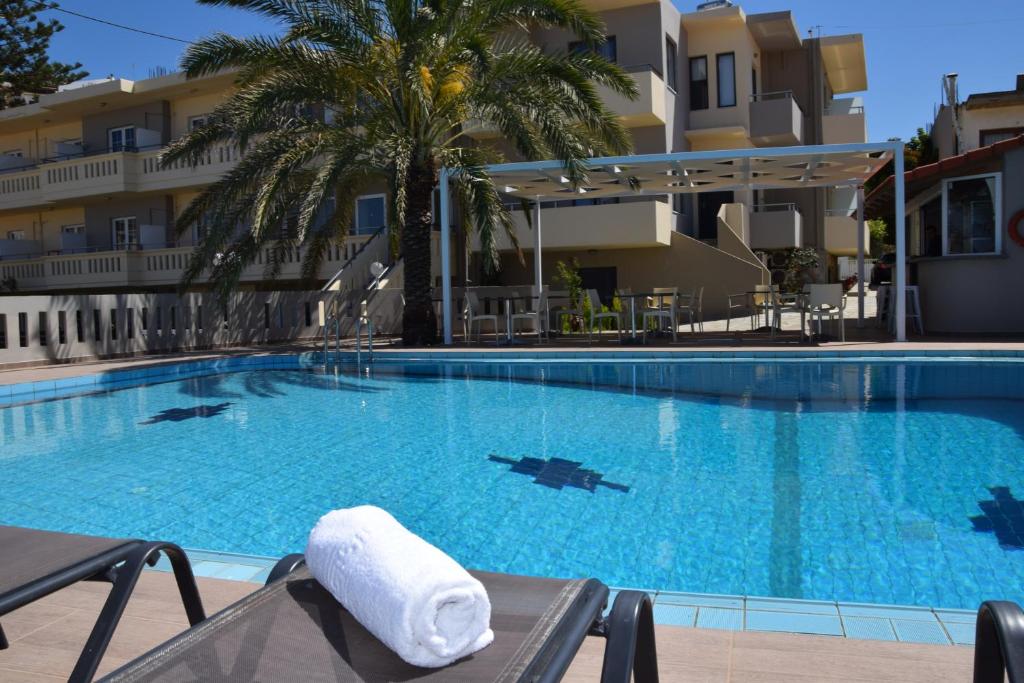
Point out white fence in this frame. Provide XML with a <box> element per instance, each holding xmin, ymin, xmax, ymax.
<box><xmin>0</xmin><ymin>291</ymin><xmax>326</xmax><ymax>366</ymax></box>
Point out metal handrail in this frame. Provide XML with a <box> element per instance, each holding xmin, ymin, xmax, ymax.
<box><xmin>752</xmin><ymin>202</ymin><xmax>798</xmax><ymax>213</ymax></box>
<box><xmin>750</xmin><ymin>90</ymin><xmax>794</xmax><ymax>102</ymax></box>
<box><xmin>320</xmin><ymin>227</ymin><xmax>385</xmax><ymax>293</ymax></box>
<box><xmin>826</xmin><ymin>105</ymin><xmax>865</xmax><ymax>116</ymax></box>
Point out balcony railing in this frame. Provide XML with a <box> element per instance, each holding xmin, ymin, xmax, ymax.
<box><xmin>749</xmin><ymin>93</ymin><xmax>803</xmax><ymax>147</ymax></box>
<box><xmin>750</xmin><ymin>90</ymin><xmax>794</xmax><ymax>102</ymax></box>
<box><xmin>0</xmin><ymin>235</ymin><xmax>374</xmax><ymax>292</ymax></box>
<box><xmin>0</xmin><ymin>142</ymin><xmax>243</xmax><ymax>211</ymax></box>
<box><xmin>752</xmin><ymin>202</ymin><xmax>800</xmax><ymax>214</ymax></box>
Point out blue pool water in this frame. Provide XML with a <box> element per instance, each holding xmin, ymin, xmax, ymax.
<box><xmin>3</xmin><ymin>358</ymin><xmax>1024</xmax><ymax>610</ymax></box>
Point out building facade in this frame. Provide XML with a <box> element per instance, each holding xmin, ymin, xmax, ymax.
<box><xmin>932</xmin><ymin>74</ymin><xmax>1024</xmax><ymax>160</ymax></box>
<box><xmin>0</xmin><ymin>0</ymin><xmax>870</xmax><ymax>314</ymax></box>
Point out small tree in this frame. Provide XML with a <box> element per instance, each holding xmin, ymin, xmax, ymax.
<box><xmin>867</xmin><ymin>218</ymin><xmax>890</xmax><ymax>255</ymax></box>
<box><xmin>0</xmin><ymin>1</ymin><xmax>87</xmax><ymax>109</ymax></box>
<box><xmin>553</xmin><ymin>258</ymin><xmax>584</xmax><ymax>332</ymax></box>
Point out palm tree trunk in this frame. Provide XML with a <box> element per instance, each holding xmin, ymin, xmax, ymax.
<box><xmin>401</xmin><ymin>157</ymin><xmax>438</xmax><ymax>345</ymax></box>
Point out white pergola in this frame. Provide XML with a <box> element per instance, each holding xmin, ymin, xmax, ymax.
<box><xmin>438</xmin><ymin>141</ymin><xmax>906</xmax><ymax>344</ymax></box>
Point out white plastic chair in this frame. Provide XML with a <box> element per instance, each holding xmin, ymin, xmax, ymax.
<box><xmin>641</xmin><ymin>287</ymin><xmax>678</xmax><ymax>343</ymax></box>
<box><xmin>725</xmin><ymin>293</ymin><xmax>753</xmax><ymax>332</ymax></box>
<box><xmin>676</xmin><ymin>286</ymin><xmax>704</xmax><ymax>333</ymax></box>
<box><xmin>805</xmin><ymin>283</ymin><xmax>846</xmax><ymax>341</ymax></box>
<box><xmin>463</xmin><ymin>289</ymin><xmax>499</xmax><ymax>344</ymax></box>
<box><xmin>510</xmin><ymin>287</ymin><xmax>546</xmax><ymax>341</ymax></box>
<box><xmin>585</xmin><ymin>289</ymin><xmax>622</xmax><ymax>342</ymax></box>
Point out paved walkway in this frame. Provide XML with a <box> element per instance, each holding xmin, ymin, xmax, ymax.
<box><xmin>0</xmin><ymin>572</ymin><xmax>973</xmax><ymax>682</ymax></box>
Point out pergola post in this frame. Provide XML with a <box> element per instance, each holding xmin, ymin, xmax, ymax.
<box><xmin>893</xmin><ymin>143</ymin><xmax>907</xmax><ymax>342</ymax></box>
<box><xmin>856</xmin><ymin>186</ymin><xmax>865</xmax><ymax>327</ymax></box>
<box><xmin>439</xmin><ymin>168</ymin><xmax>453</xmax><ymax>345</ymax></box>
<box><xmin>533</xmin><ymin>199</ymin><xmax>543</xmax><ymax>294</ymax></box>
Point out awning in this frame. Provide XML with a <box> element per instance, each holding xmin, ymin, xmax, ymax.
<box><xmin>487</xmin><ymin>143</ymin><xmax>892</xmax><ymax>201</ymax></box>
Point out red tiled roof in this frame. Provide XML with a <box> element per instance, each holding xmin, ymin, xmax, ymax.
<box><xmin>866</xmin><ymin>134</ymin><xmax>1024</xmax><ymax>214</ymax></box>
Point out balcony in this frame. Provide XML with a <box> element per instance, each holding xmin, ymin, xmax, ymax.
<box><xmin>749</xmin><ymin>203</ymin><xmax>803</xmax><ymax>250</ymax></box>
<box><xmin>463</xmin><ymin>64</ymin><xmax>667</xmax><ymax>138</ymax></box>
<box><xmin>482</xmin><ymin>198</ymin><xmax>673</xmax><ymax>251</ymax></box>
<box><xmin>824</xmin><ymin>210</ymin><xmax>869</xmax><ymax>256</ymax></box>
<box><xmin>823</xmin><ymin>99</ymin><xmax>867</xmax><ymax>144</ymax></box>
<box><xmin>0</xmin><ymin>235</ymin><xmax>372</xmax><ymax>292</ymax></box>
<box><xmin>0</xmin><ymin>143</ymin><xmax>242</xmax><ymax>212</ymax></box>
<box><xmin>749</xmin><ymin>91</ymin><xmax>804</xmax><ymax>147</ymax></box>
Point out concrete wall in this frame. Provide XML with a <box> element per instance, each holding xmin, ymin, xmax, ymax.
<box><xmin>82</xmin><ymin>101</ymin><xmax>171</xmax><ymax>152</ymax></box>
<box><xmin>486</xmin><ymin>229</ymin><xmax>768</xmax><ymax>320</ymax></box>
<box><xmin>961</xmin><ymin>104</ymin><xmax>1024</xmax><ymax>151</ymax></box>
<box><xmin>913</xmin><ymin>147</ymin><xmax>1024</xmax><ymax>333</ymax></box>
<box><xmin>0</xmin><ymin>290</ymin><xmax>325</xmax><ymax>366</ymax></box>
<box><xmin>685</xmin><ymin>17</ymin><xmax>760</xmax><ymax>132</ymax></box>
<box><xmin>0</xmin><ymin>121</ymin><xmax>83</xmax><ymax>163</ymax></box>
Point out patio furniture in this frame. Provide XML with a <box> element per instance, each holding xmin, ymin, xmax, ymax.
<box><xmin>750</xmin><ymin>284</ymin><xmax>777</xmax><ymax>330</ymax></box>
<box><xmin>879</xmin><ymin>284</ymin><xmax>923</xmax><ymax>336</ymax></box>
<box><xmin>974</xmin><ymin>600</ymin><xmax>1024</xmax><ymax>683</ymax></box>
<box><xmin>805</xmin><ymin>284</ymin><xmax>847</xmax><ymax>341</ymax></box>
<box><xmin>725</xmin><ymin>293</ymin><xmax>753</xmax><ymax>332</ymax></box>
<box><xmin>676</xmin><ymin>287</ymin><xmax>704</xmax><ymax>333</ymax></box>
<box><xmin>463</xmin><ymin>290</ymin><xmax>499</xmax><ymax>344</ymax></box>
<box><xmin>510</xmin><ymin>287</ymin><xmax>547</xmax><ymax>342</ymax></box>
<box><xmin>100</xmin><ymin>554</ymin><xmax>659</xmax><ymax>683</ymax></box>
<box><xmin>641</xmin><ymin>288</ymin><xmax>678</xmax><ymax>343</ymax></box>
<box><xmin>585</xmin><ymin>288</ymin><xmax>623</xmax><ymax>342</ymax></box>
<box><xmin>0</xmin><ymin>526</ymin><xmax>204</xmax><ymax>683</ymax></box>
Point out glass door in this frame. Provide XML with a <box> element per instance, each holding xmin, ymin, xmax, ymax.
<box><xmin>108</xmin><ymin>126</ymin><xmax>136</xmax><ymax>152</ymax></box>
<box><xmin>111</xmin><ymin>217</ymin><xmax>138</xmax><ymax>250</ymax></box>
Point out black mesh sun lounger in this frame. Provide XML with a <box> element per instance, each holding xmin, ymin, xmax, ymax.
<box><xmin>0</xmin><ymin>525</ymin><xmax>205</xmax><ymax>683</ymax></box>
<box><xmin>100</xmin><ymin>553</ymin><xmax>659</xmax><ymax>683</ymax></box>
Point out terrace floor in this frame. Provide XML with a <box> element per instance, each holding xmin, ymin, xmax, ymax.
<box><xmin>0</xmin><ymin>571</ymin><xmax>974</xmax><ymax>682</ymax></box>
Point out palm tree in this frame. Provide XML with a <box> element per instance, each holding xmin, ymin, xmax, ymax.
<box><xmin>166</xmin><ymin>0</ymin><xmax>637</xmax><ymax>345</ymax></box>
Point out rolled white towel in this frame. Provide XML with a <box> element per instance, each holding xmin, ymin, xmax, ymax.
<box><xmin>305</xmin><ymin>506</ymin><xmax>494</xmax><ymax>668</ymax></box>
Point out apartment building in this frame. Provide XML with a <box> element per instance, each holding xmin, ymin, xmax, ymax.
<box><xmin>933</xmin><ymin>73</ymin><xmax>1024</xmax><ymax>160</ymax></box>
<box><xmin>0</xmin><ymin>0</ymin><xmax>869</xmax><ymax>314</ymax></box>
<box><xmin>467</xmin><ymin>0</ymin><xmax>870</xmax><ymax>302</ymax></box>
<box><xmin>0</xmin><ymin>71</ymin><xmax>382</xmax><ymax>294</ymax></box>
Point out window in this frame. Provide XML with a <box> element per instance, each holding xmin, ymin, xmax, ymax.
<box><xmin>568</xmin><ymin>35</ymin><xmax>617</xmax><ymax>63</ymax></box>
<box><xmin>689</xmin><ymin>56</ymin><xmax>708</xmax><ymax>110</ymax></box>
<box><xmin>0</xmin><ymin>313</ymin><xmax>6</xmax><ymax>349</ymax></box>
<box><xmin>916</xmin><ymin>195</ymin><xmax>942</xmax><ymax>257</ymax></box>
<box><xmin>127</xmin><ymin>308</ymin><xmax>134</xmax><ymax>339</ymax></box>
<box><xmin>58</xmin><ymin>311</ymin><xmax>67</xmax><ymax>344</ymax></box>
<box><xmin>716</xmin><ymin>52</ymin><xmax>736</xmax><ymax>107</ymax></box>
<box><xmin>943</xmin><ymin>174</ymin><xmax>1001</xmax><ymax>255</ymax></box>
<box><xmin>141</xmin><ymin>307</ymin><xmax>149</xmax><ymax>332</ymax></box>
<box><xmin>7</xmin><ymin>230</ymin><xmax>26</xmax><ymax>240</ymax></box>
<box><xmin>111</xmin><ymin>216</ymin><xmax>138</xmax><ymax>250</ymax></box>
<box><xmin>93</xmin><ymin>309</ymin><xmax>101</xmax><ymax>342</ymax></box>
<box><xmin>110</xmin><ymin>309</ymin><xmax>118</xmax><ymax>341</ymax></box>
<box><xmin>353</xmin><ymin>194</ymin><xmax>387</xmax><ymax>235</ymax></box>
<box><xmin>188</xmin><ymin>114</ymin><xmax>209</xmax><ymax>131</ymax></box>
<box><xmin>752</xmin><ymin>67</ymin><xmax>758</xmax><ymax>97</ymax></box>
<box><xmin>304</xmin><ymin>302</ymin><xmax>312</xmax><ymax>327</ymax></box>
<box><xmin>665</xmin><ymin>37</ymin><xmax>677</xmax><ymax>91</ymax></box>
<box><xmin>980</xmin><ymin>128</ymin><xmax>1024</xmax><ymax>148</ymax></box>
<box><xmin>38</xmin><ymin>312</ymin><xmax>47</xmax><ymax>346</ymax></box>
<box><xmin>75</xmin><ymin>310</ymin><xmax>84</xmax><ymax>342</ymax></box>
<box><xmin>108</xmin><ymin>125</ymin><xmax>136</xmax><ymax>152</ymax></box>
<box><xmin>18</xmin><ymin>312</ymin><xmax>28</xmax><ymax>347</ymax></box>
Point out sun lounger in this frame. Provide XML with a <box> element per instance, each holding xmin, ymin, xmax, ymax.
<box><xmin>0</xmin><ymin>525</ymin><xmax>205</xmax><ymax>683</ymax></box>
<box><xmin>100</xmin><ymin>553</ymin><xmax>658</xmax><ymax>682</ymax></box>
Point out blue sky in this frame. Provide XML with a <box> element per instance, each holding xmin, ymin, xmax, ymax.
<box><xmin>42</xmin><ymin>0</ymin><xmax>1024</xmax><ymax>142</ymax></box>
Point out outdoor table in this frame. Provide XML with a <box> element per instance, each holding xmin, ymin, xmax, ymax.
<box><xmin>745</xmin><ymin>290</ymin><xmax>810</xmax><ymax>341</ymax></box>
<box><xmin>615</xmin><ymin>292</ymin><xmax>676</xmax><ymax>343</ymax></box>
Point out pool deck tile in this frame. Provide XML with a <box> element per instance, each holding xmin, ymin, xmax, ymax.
<box><xmin>838</xmin><ymin>603</ymin><xmax>938</xmax><ymax>620</ymax></box>
<box><xmin>745</xmin><ymin>596</ymin><xmax>839</xmax><ymax>615</ymax></box>
<box><xmin>653</xmin><ymin>604</ymin><xmax>697</xmax><ymax>628</ymax></box>
<box><xmin>655</xmin><ymin>591</ymin><xmax>744</xmax><ymax>609</ymax></box>
<box><xmin>696</xmin><ymin>607</ymin><xmax>744</xmax><ymax>631</ymax></box>
<box><xmin>943</xmin><ymin>622</ymin><xmax>977</xmax><ymax>646</ymax></box>
<box><xmin>746</xmin><ymin>610</ymin><xmax>844</xmax><ymax>636</ymax></box>
<box><xmin>934</xmin><ymin>608</ymin><xmax>977</xmax><ymax>624</ymax></box>
<box><xmin>892</xmin><ymin>618</ymin><xmax>952</xmax><ymax>645</ymax></box>
<box><xmin>842</xmin><ymin>616</ymin><xmax>898</xmax><ymax>641</ymax></box>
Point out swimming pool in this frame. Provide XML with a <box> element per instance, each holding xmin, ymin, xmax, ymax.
<box><xmin>3</xmin><ymin>356</ymin><xmax>1024</xmax><ymax>610</ymax></box>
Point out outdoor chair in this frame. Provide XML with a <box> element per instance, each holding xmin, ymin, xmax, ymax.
<box><xmin>510</xmin><ymin>286</ymin><xmax>547</xmax><ymax>342</ymax></box>
<box><xmin>585</xmin><ymin>288</ymin><xmax>623</xmax><ymax>343</ymax></box>
<box><xmin>676</xmin><ymin>287</ymin><xmax>704</xmax><ymax>334</ymax></box>
<box><xmin>0</xmin><ymin>526</ymin><xmax>204</xmax><ymax>683</ymax></box>
<box><xmin>641</xmin><ymin>287</ymin><xmax>678</xmax><ymax>343</ymax></box>
<box><xmin>463</xmin><ymin>290</ymin><xmax>499</xmax><ymax>344</ymax></box>
<box><xmin>725</xmin><ymin>293</ymin><xmax>754</xmax><ymax>332</ymax></box>
<box><xmin>99</xmin><ymin>553</ymin><xmax>659</xmax><ymax>683</ymax></box>
<box><xmin>750</xmin><ymin>284</ymin><xmax>777</xmax><ymax>331</ymax></box>
<box><xmin>804</xmin><ymin>284</ymin><xmax>847</xmax><ymax>341</ymax></box>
